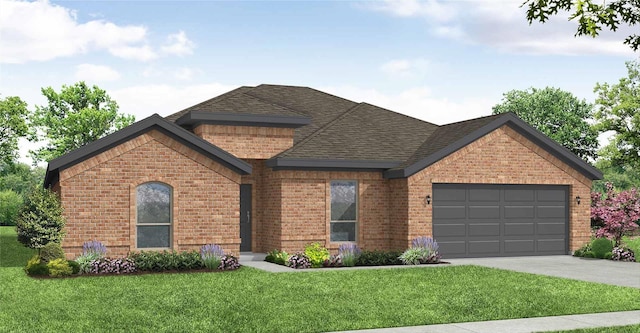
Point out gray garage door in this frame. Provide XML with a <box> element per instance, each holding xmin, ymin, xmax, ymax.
<box><xmin>433</xmin><ymin>184</ymin><xmax>568</xmax><ymax>258</ymax></box>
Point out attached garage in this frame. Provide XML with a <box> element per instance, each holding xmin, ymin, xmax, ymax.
<box><xmin>433</xmin><ymin>184</ymin><xmax>568</xmax><ymax>258</ymax></box>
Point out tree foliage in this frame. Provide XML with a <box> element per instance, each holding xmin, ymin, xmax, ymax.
<box><xmin>0</xmin><ymin>96</ymin><xmax>29</xmax><ymax>164</ymax></box>
<box><xmin>29</xmin><ymin>81</ymin><xmax>135</xmax><ymax>163</ymax></box>
<box><xmin>522</xmin><ymin>0</ymin><xmax>640</xmax><ymax>51</ymax></box>
<box><xmin>592</xmin><ymin>160</ymin><xmax>640</xmax><ymax>193</ymax></box>
<box><xmin>593</xmin><ymin>60</ymin><xmax>640</xmax><ymax>168</ymax></box>
<box><xmin>0</xmin><ymin>190</ymin><xmax>23</xmax><ymax>226</ymax></box>
<box><xmin>0</xmin><ymin>162</ymin><xmax>45</xmax><ymax>195</ymax></box>
<box><xmin>16</xmin><ymin>186</ymin><xmax>66</xmax><ymax>250</ymax></box>
<box><xmin>591</xmin><ymin>183</ymin><xmax>640</xmax><ymax>246</ymax></box>
<box><xmin>492</xmin><ymin>87</ymin><xmax>599</xmax><ymax>161</ymax></box>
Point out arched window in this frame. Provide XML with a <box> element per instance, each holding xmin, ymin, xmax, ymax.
<box><xmin>136</xmin><ymin>182</ymin><xmax>172</xmax><ymax>249</ymax></box>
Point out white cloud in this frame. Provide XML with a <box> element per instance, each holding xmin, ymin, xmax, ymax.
<box><xmin>0</xmin><ymin>0</ymin><xmax>157</xmax><ymax>63</ymax></box>
<box><xmin>161</xmin><ymin>31</ymin><xmax>195</xmax><ymax>56</ymax></box>
<box><xmin>174</xmin><ymin>67</ymin><xmax>195</xmax><ymax>81</ymax></box>
<box><xmin>75</xmin><ymin>64</ymin><xmax>121</xmax><ymax>82</ymax></box>
<box><xmin>380</xmin><ymin>58</ymin><xmax>431</xmax><ymax>77</ymax></box>
<box><xmin>322</xmin><ymin>85</ymin><xmax>494</xmax><ymax>125</ymax></box>
<box><xmin>365</xmin><ymin>0</ymin><xmax>635</xmax><ymax>56</ymax></box>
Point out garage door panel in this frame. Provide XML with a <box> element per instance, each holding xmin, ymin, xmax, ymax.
<box><xmin>433</xmin><ymin>184</ymin><xmax>568</xmax><ymax>258</ymax></box>
<box><xmin>505</xmin><ymin>189</ymin><xmax>535</xmax><ymax>202</ymax></box>
<box><xmin>434</xmin><ymin>206</ymin><xmax>466</xmax><ymax>219</ymax></box>
<box><xmin>436</xmin><ymin>188</ymin><xmax>466</xmax><ymax>201</ymax></box>
<box><xmin>438</xmin><ymin>241</ymin><xmax>466</xmax><ymax>255</ymax></box>
<box><xmin>537</xmin><ymin>222</ymin><xmax>565</xmax><ymax>235</ymax></box>
<box><xmin>537</xmin><ymin>206</ymin><xmax>565</xmax><ymax>218</ymax></box>
<box><xmin>537</xmin><ymin>190</ymin><xmax>566</xmax><ymax>202</ymax></box>
<box><xmin>504</xmin><ymin>222</ymin><xmax>534</xmax><ymax>235</ymax></box>
<box><xmin>433</xmin><ymin>224</ymin><xmax>466</xmax><ymax>237</ymax></box>
<box><xmin>504</xmin><ymin>206</ymin><xmax>535</xmax><ymax>218</ymax></box>
<box><xmin>469</xmin><ymin>206</ymin><xmax>500</xmax><ymax>219</ymax></box>
<box><xmin>504</xmin><ymin>240</ymin><xmax>535</xmax><ymax>253</ymax></box>
<box><xmin>469</xmin><ymin>241</ymin><xmax>500</xmax><ymax>254</ymax></box>
<box><xmin>469</xmin><ymin>189</ymin><xmax>500</xmax><ymax>201</ymax></box>
<box><xmin>469</xmin><ymin>223</ymin><xmax>499</xmax><ymax>236</ymax></box>
<box><xmin>537</xmin><ymin>239</ymin><xmax>566</xmax><ymax>252</ymax></box>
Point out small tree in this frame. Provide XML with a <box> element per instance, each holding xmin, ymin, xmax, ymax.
<box><xmin>591</xmin><ymin>182</ymin><xmax>640</xmax><ymax>246</ymax></box>
<box><xmin>16</xmin><ymin>186</ymin><xmax>66</xmax><ymax>251</ymax></box>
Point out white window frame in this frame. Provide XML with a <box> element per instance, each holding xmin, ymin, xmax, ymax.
<box><xmin>136</xmin><ymin>182</ymin><xmax>173</xmax><ymax>250</ymax></box>
<box><xmin>330</xmin><ymin>180</ymin><xmax>358</xmax><ymax>243</ymax></box>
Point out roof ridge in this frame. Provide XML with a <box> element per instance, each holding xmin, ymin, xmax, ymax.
<box><xmin>276</xmin><ymin>103</ymin><xmax>366</xmax><ymax>158</ymax></box>
<box><xmin>440</xmin><ymin>113</ymin><xmax>502</xmax><ymax>126</ymax></box>
<box><xmin>359</xmin><ymin>102</ymin><xmax>439</xmax><ymax>127</ymax></box>
<box><xmin>242</xmin><ymin>90</ymin><xmax>308</xmax><ymax>117</ymax></box>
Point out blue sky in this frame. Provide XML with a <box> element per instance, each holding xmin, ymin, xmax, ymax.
<box><xmin>1</xmin><ymin>0</ymin><xmax>637</xmax><ymax>164</ymax></box>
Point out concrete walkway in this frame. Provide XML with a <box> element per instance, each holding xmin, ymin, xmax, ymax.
<box><xmin>332</xmin><ymin>311</ymin><xmax>640</xmax><ymax>333</ymax></box>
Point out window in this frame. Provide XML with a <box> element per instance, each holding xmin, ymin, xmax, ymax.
<box><xmin>136</xmin><ymin>182</ymin><xmax>172</xmax><ymax>248</ymax></box>
<box><xmin>330</xmin><ymin>180</ymin><xmax>357</xmax><ymax>242</ymax></box>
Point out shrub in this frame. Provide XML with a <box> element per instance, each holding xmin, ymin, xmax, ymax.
<box><xmin>24</xmin><ymin>255</ymin><xmax>49</xmax><ymax>276</ymax></box>
<box><xmin>399</xmin><ymin>247</ymin><xmax>423</xmax><ymax>265</ymax></box>
<box><xmin>129</xmin><ymin>250</ymin><xmax>203</xmax><ymax>272</ymax></box>
<box><xmin>591</xmin><ymin>238</ymin><xmax>614</xmax><ymax>259</ymax></box>
<box><xmin>356</xmin><ymin>250</ymin><xmax>403</xmax><ymax>266</ymax></box>
<box><xmin>201</xmin><ymin>244</ymin><xmax>225</xmax><ymax>270</ymax></box>
<box><xmin>89</xmin><ymin>258</ymin><xmax>136</xmax><ymax>274</ymax></box>
<box><xmin>0</xmin><ymin>190</ymin><xmax>22</xmax><ymax>226</ymax></box>
<box><xmin>265</xmin><ymin>249</ymin><xmax>289</xmax><ymax>265</ymax></box>
<box><xmin>67</xmin><ymin>260</ymin><xmax>80</xmax><ymax>274</ymax></box>
<box><xmin>612</xmin><ymin>246</ymin><xmax>636</xmax><ymax>262</ymax></box>
<box><xmin>16</xmin><ymin>186</ymin><xmax>66</xmax><ymax>250</ymax></box>
<box><xmin>323</xmin><ymin>255</ymin><xmax>343</xmax><ymax>267</ymax></box>
<box><xmin>591</xmin><ymin>184</ymin><xmax>640</xmax><ymax>246</ymax></box>
<box><xmin>573</xmin><ymin>248</ymin><xmax>584</xmax><ymax>257</ymax></box>
<box><xmin>76</xmin><ymin>253</ymin><xmax>101</xmax><ymax>274</ymax></box>
<box><xmin>47</xmin><ymin>258</ymin><xmax>72</xmax><ymax>277</ymax></box>
<box><xmin>412</xmin><ymin>236</ymin><xmax>439</xmax><ymax>252</ymax></box>
<box><xmin>39</xmin><ymin>242</ymin><xmax>65</xmax><ymax>263</ymax></box>
<box><xmin>583</xmin><ymin>251</ymin><xmax>595</xmax><ymax>258</ymax></box>
<box><xmin>338</xmin><ymin>243</ymin><xmax>361</xmax><ymax>267</ymax></box>
<box><xmin>287</xmin><ymin>253</ymin><xmax>311</xmax><ymax>269</ymax></box>
<box><xmin>304</xmin><ymin>242</ymin><xmax>329</xmax><ymax>268</ymax></box>
<box><xmin>400</xmin><ymin>236</ymin><xmax>442</xmax><ymax>265</ymax></box>
<box><xmin>219</xmin><ymin>255</ymin><xmax>240</xmax><ymax>271</ymax></box>
<box><xmin>621</xmin><ymin>236</ymin><xmax>640</xmax><ymax>262</ymax></box>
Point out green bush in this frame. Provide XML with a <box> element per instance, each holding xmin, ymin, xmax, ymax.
<box><xmin>583</xmin><ymin>251</ymin><xmax>595</xmax><ymax>258</ymax></box>
<box><xmin>356</xmin><ymin>250</ymin><xmax>403</xmax><ymax>266</ymax></box>
<box><xmin>304</xmin><ymin>242</ymin><xmax>329</xmax><ymax>268</ymax></box>
<box><xmin>75</xmin><ymin>253</ymin><xmax>101</xmax><ymax>274</ymax></box>
<box><xmin>47</xmin><ymin>258</ymin><xmax>72</xmax><ymax>277</ymax></box>
<box><xmin>0</xmin><ymin>190</ymin><xmax>22</xmax><ymax>226</ymax></box>
<box><xmin>265</xmin><ymin>249</ymin><xmax>289</xmax><ymax>265</ymax></box>
<box><xmin>573</xmin><ymin>249</ymin><xmax>584</xmax><ymax>257</ymax></box>
<box><xmin>604</xmin><ymin>252</ymin><xmax>613</xmax><ymax>260</ymax></box>
<box><xmin>39</xmin><ymin>242</ymin><xmax>65</xmax><ymax>263</ymax></box>
<box><xmin>591</xmin><ymin>238</ymin><xmax>614</xmax><ymax>259</ymax></box>
<box><xmin>129</xmin><ymin>250</ymin><xmax>203</xmax><ymax>272</ymax></box>
<box><xmin>621</xmin><ymin>236</ymin><xmax>640</xmax><ymax>262</ymax></box>
<box><xmin>67</xmin><ymin>260</ymin><xmax>80</xmax><ymax>274</ymax></box>
<box><xmin>24</xmin><ymin>255</ymin><xmax>49</xmax><ymax>276</ymax></box>
<box><xmin>16</xmin><ymin>186</ymin><xmax>66</xmax><ymax>250</ymax></box>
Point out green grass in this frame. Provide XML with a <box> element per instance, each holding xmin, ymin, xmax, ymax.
<box><xmin>621</xmin><ymin>236</ymin><xmax>640</xmax><ymax>262</ymax></box>
<box><xmin>541</xmin><ymin>324</ymin><xmax>640</xmax><ymax>333</ymax></box>
<box><xmin>0</xmin><ymin>225</ymin><xmax>35</xmax><ymax>267</ymax></box>
<box><xmin>1</xmin><ymin>226</ymin><xmax>639</xmax><ymax>333</ymax></box>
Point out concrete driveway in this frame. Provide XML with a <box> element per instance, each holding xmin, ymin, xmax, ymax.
<box><xmin>447</xmin><ymin>255</ymin><xmax>640</xmax><ymax>288</ymax></box>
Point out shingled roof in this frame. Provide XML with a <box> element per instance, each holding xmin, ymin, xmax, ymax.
<box><xmin>160</xmin><ymin>84</ymin><xmax>602</xmax><ymax>180</ymax></box>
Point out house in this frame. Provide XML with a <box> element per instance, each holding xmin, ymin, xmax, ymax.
<box><xmin>44</xmin><ymin>84</ymin><xmax>602</xmax><ymax>259</ymax></box>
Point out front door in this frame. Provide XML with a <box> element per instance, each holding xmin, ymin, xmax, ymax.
<box><xmin>240</xmin><ymin>184</ymin><xmax>252</xmax><ymax>252</ymax></box>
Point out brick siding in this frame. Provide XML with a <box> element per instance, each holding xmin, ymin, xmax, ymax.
<box><xmin>194</xmin><ymin>124</ymin><xmax>294</xmax><ymax>159</ymax></box>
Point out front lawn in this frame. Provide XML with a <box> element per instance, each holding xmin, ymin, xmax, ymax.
<box><xmin>542</xmin><ymin>324</ymin><xmax>640</xmax><ymax>333</ymax></box>
<box><xmin>1</xmin><ymin>226</ymin><xmax>639</xmax><ymax>333</ymax></box>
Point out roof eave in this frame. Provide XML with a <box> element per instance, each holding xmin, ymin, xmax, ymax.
<box><xmin>385</xmin><ymin>113</ymin><xmax>603</xmax><ymax>180</ymax></box>
<box><xmin>44</xmin><ymin>114</ymin><xmax>252</xmax><ymax>188</ymax></box>
<box><xmin>176</xmin><ymin>111</ymin><xmax>312</xmax><ymax>128</ymax></box>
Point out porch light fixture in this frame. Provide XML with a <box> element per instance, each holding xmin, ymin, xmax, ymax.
<box><xmin>576</xmin><ymin>196</ymin><xmax>581</xmax><ymax>205</ymax></box>
<box><xmin>425</xmin><ymin>195</ymin><xmax>431</xmax><ymax>205</ymax></box>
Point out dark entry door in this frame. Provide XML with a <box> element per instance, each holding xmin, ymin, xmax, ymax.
<box><xmin>433</xmin><ymin>184</ymin><xmax>568</xmax><ymax>258</ymax></box>
<box><xmin>240</xmin><ymin>184</ymin><xmax>252</xmax><ymax>252</ymax></box>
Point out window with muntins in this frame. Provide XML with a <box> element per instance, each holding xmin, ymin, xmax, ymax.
<box><xmin>136</xmin><ymin>182</ymin><xmax>172</xmax><ymax>248</ymax></box>
<box><xmin>330</xmin><ymin>180</ymin><xmax>357</xmax><ymax>242</ymax></box>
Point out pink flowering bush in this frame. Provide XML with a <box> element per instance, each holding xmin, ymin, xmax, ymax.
<box><xmin>591</xmin><ymin>183</ymin><xmax>640</xmax><ymax>246</ymax></box>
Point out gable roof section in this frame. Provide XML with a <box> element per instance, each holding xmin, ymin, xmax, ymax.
<box><xmin>384</xmin><ymin>112</ymin><xmax>603</xmax><ymax>180</ymax></box>
<box><xmin>44</xmin><ymin>114</ymin><xmax>252</xmax><ymax>187</ymax></box>
<box><xmin>266</xmin><ymin>103</ymin><xmax>439</xmax><ymax>169</ymax></box>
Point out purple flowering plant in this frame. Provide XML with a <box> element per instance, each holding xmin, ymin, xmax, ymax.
<box><xmin>338</xmin><ymin>243</ymin><xmax>361</xmax><ymax>267</ymax></box>
<box><xmin>218</xmin><ymin>255</ymin><xmax>240</xmax><ymax>270</ymax></box>
<box><xmin>612</xmin><ymin>246</ymin><xmax>635</xmax><ymax>262</ymax></box>
<box><xmin>287</xmin><ymin>253</ymin><xmax>311</xmax><ymax>269</ymax></box>
<box><xmin>89</xmin><ymin>257</ymin><xmax>136</xmax><ymax>274</ymax></box>
<box><xmin>201</xmin><ymin>244</ymin><xmax>225</xmax><ymax>270</ymax></box>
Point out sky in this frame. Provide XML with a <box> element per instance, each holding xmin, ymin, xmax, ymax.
<box><xmin>1</xmin><ymin>0</ymin><xmax>637</xmax><ymax>166</ymax></box>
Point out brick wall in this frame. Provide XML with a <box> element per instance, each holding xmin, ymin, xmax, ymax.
<box><xmin>57</xmin><ymin>130</ymin><xmax>242</xmax><ymax>259</ymax></box>
<box><xmin>405</xmin><ymin>125</ymin><xmax>592</xmax><ymax>251</ymax></box>
<box><xmin>194</xmin><ymin>124</ymin><xmax>294</xmax><ymax>159</ymax></box>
